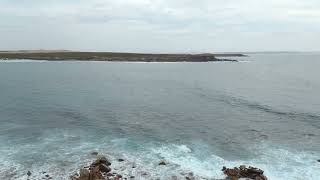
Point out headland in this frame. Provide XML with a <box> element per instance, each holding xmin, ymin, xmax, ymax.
<box><xmin>0</xmin><ymin>50</ymin><xmax>246</xmax><ymax>62</ymax></box>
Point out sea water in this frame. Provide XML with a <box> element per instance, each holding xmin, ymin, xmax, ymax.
<box><xmin>0</xmin><ymin>53</ymin><xmax>319</xmax><ymax>179</ymax></box>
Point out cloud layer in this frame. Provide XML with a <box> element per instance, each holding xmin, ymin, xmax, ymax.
<box><xmin>0</xmin><ymin>0</ymin><xmax>319</xmax><ymax>52</ymax></box>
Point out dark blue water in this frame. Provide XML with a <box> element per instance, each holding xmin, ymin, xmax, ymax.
<box><xmin>0</xmin><ymin>53</ymin><xmax>319</xmax><ymax>179</ymax></box>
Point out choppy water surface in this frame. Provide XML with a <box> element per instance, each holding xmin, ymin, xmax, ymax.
<box><xmin>0</xmin><ymin>53</ymin><xmax>320</xmax><ymax>179</ymax></box>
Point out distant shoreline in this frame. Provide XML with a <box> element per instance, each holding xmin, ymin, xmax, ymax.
<box><xmin>0</xmin><ymin>51</ymin><xmax>246</xmax><ymax>62</ymax></box>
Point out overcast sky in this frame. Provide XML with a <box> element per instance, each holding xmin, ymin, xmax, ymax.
<box><xmin>0</xmin><ymin>0</ymin><xmax>319</xmax><ymax>53</ymax></box>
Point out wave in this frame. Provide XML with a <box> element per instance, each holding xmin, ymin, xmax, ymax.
<box><xmin>232</xmin><ymin>97</ymin><xmax>320</xmax><ymax>129</ymax></box>
<box><xmin>238</xmin><ymin>60</ymin><xmax>251</xmax><ymax>63</ymax></box>
<box><xmin>0</xmin><ymin>130</ymin><xmax>319</xmax><ymax>180</ymax></box>
<box><xmin>193</xmin><ymin>87</ymin><xmax>320</xmax><ymax>128</ymax></box>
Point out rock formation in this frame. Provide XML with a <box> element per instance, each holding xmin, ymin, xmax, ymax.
<box><xmin>71</xmin><ymin>155</ymin><xmax>121</xmax><ymax>180</ymax></box>
<box><xmin>222</xmin><ymin>165</ymin><xmax>267</xmax><ymax>180</ymax></box>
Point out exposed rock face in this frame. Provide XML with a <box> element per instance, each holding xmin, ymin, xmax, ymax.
<box><xmin>158</xmin><ymin>160</ymin><xmax>167</xmax><ymax>166</ymax></box>
<box><xmin>70</xmin><ymin>153</ymin><xmax>268</xmax><ymax>180</ymax></box>
<box><xmin>94</xmin><ymin>156</ymin><xmax>112</xmax><ymax>166</ymax></box>
<box><xmin>222</xmin><ymin>165</ymin><xmax>267</xmax><ymax>180</ymax></box>
<box><xmin>99</xmin><ymin>164</ymin><xmax>111</xmax><ymax>173</ymax></box>
<box><xmin>117</xmin><ymin>158</ymin><xmax>124</xmax><ymax>162</ymax></box>
<box><xmin>185</xmin><ymin>172</ymin><xmax>195</xmax><ymax>180</ymax></box>
<box><xmin>79</xmin><ymin>168</ymin><xmax>90</xmax><ymax>179</ymax></box>
<box><xmin>90</xmin><ymin>166</ymin><xmax>105</xmax><ymax>180</ymax></box>
<box><xmin>71</xmin><ymin>155</ymin><xmax>125</xmax><ymax>180</ymax></box>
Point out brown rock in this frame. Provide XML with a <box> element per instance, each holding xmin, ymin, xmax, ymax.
<box><xmin>91</xmin><ymin>157</ymin><xmax>111</xmax><ymax>169</ymax></box>
<box><xmin>239</xmin><ymin>165</ymin><xmax>246</xmax><ymax>170</ymax></box>
<box><xmin>185</xmin><ymin>176</ymin><xmax>195</xmax><ymax>180</ymax></box>
<box><xmin>256</xmin><ymin>175</ymin><xmax>268</xmax><ymax>180</ymax></box>
<box><xmin>96</xmin><ymin>156</ymin><xmax>111</xmax><ymax>166</ymax></box>
<box><xmin>79</xmin><ymin>168</ymin><xmax>90</xmax><ymax>180</ymax></box>
<box><xmin>222</xmin><ymin>165</ymin><xmax>267</xmax><ymax>180</ymax></box>
<box><xmin>158</xmin><ymin>160</ymin><xmax>167</xmax><ymax>165</ymax></box>
<box><xmin>89</xmin><ymin>166</ymin><xmax>105</xmax><ymax>180</ymax></box>
<box><xmin>185</xmin><ymin>172</ymin><xmax>195</xmax><ymax>180</ymax></box>
<box><xmin>247</xmin><ymin>166</ymin><xmax>264</xmax><ymax>174</ymax></box>
<box><xmin>225</xmin><ymin>168</ymin><xmax>239</xmax><ymax>177</ymax></box>
<box><xmin>99</xmin><ymin>164</ymin><xmax>111</xmax><ymax>173</ymax></box>
<box><xmin>116</xmin><ymin>174</ymin><xmax>123</xmax><ymax>178</ymax></box>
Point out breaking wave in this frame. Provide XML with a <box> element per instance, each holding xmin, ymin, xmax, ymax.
<box><xmin>0</xmin><ymin>130</ymin><xmax>319</xmax><ymax>180</ymax></box>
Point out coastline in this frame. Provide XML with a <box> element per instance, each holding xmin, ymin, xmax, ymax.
<box><xmin>0</xmin><ymin>51</ymin><xmax>245</xmax><ymax>62</ymax></box>
<box><xmin>24</xmin><ymin>151</ymin><xmax>268</xmax><ymax>180</ymax></box>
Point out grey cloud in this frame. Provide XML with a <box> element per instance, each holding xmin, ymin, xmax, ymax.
<box><xmin>0</xmin><ymin>0</ymin><xmax>319</xmax><ymax>52</ymax></box>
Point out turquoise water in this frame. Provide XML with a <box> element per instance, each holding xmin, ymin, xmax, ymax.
<box><xmin>0</xmin><ymin>53</ymin><xmax>319</xmax><ymax>179</ymax></box>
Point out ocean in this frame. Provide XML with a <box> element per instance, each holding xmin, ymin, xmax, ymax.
<box><xmin>0</xmin><ymin>53</ymin><xmax>319</xmax><ymax>179</ymax></box>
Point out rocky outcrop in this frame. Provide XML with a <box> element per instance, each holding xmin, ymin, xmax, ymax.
<box><xmin>27</xmin><ymin>171</ymin><xmax>52</xmax><ymax>180</ymax></box>
<box><xmin>158</xmin><ymin>160</ymin><xmax>167</xmax><ymax>166</ymax></box>
<box><xmin>222</xmin><ymin>165</ymin><xmax>267</xmax><ymax>180</ymax></box>
<box><xmin>0</xmin><ymin>51</ymin><xmax>242</xmax><ymax>62</ymax></box>
<box><xmin>117</xmin><ymin>158</ymin><xmax>124</xmax><ymax>162</ymax></box>
<box><xmin>71</xmin><ymin>155</ymin><xmax>124</xmax><ymax>180</ymax></box>
<box><xmin>68</xmin><ymin>153</ymin><xmax>269</xmax><ymax>180</ymax></box>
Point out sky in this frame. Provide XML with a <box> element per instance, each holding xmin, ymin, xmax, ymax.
<box><xmin>0</xmin><ymin>0</ymin><xmax>319</xmax><ymax>53</ymax></box>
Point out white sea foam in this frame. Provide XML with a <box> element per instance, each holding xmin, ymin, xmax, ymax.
<box><xmin>238</xmin><ymin>60</ymin><xmax>251</xmax><ymax>63</ymax></box>
<box><xmin>0</xmin><ymin>132</ymin><xmax>319</xmax><ymax>180</ymax></box>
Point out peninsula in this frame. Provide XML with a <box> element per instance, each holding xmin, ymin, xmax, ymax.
<box><xmin>0</xmin><ymin>50</ymin><xmax>246</xmax><ymax>62</ymax></box>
